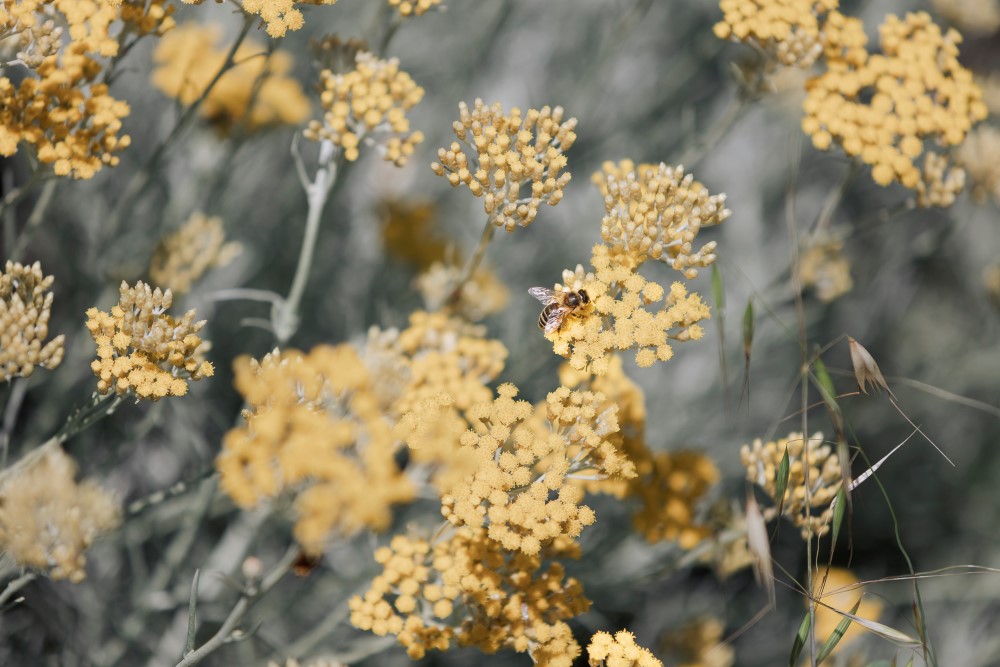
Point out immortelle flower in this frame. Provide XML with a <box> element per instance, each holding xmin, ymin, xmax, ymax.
<box><xmin>118</xmin><ymin>0</ymin><xmax>176</xmax><ymax>37</ymax></box>
<box><xmin>217</xmin><ymin>344</ymin><xmax>415</xmax><ymax>554</ymax></box>
<box><xmin>812</xmin><ymin>567</ymin><xmax>884</xmax><ymax>656</ymax></box>
<box><xmin>587</xmin><ymin>629</ymin><xmax>662</xmax><ymax>667</ymax></box>
<box><xmin>741</xmin><ymin>431</ymin><xmax>840</xmax><ymax>539</ymax></box>
<box><xmin>431</xmin><ymin>99</ymin><xmax>577</xmax><ymax>232</ymax></box>
<box><xmin>349</xmin><ymin>527</ymin><xmax>589</xmax><ymax>665</ymax></box>
<box><xmin>305</xmin><ymin>52</ymin><xmax>425</xmax><ymax>165</ymax></box>
<box><xmin>713</xmin><ymin>0</ymin><xmax>840</xmax><ymax>68</ymax></box>
<box><xmin>149</xmin><ymin>212</ymin><xmax>242</xmax><ymax>295</ymax></box>
<box><xmin>956</xmin><ymin>126</ymin><xmax>1000</xmax><ymax>206</ymax></box>
<box><xmin>0</xmin><ymin>444</ymin><xmax>119</xmax><ymax>583</ymax></box>
<box><xmin>85</xmin><ymin>281</ymin><xmax>214</xmax><ymax>400</ymax></box>
<box><xmin>175</xmin><ymin>0</ymin><xmax>337</xmax><ymax>38</ymax></box>
<box><xmin>593</xmin><ymin>161</ymin><xmax>730</xmax><ymax>277</ymax></box>
<box><xmin>387</xmin><ymin>0</ymin><xmax>442</xmax><ymax>17</ymax></box>
<box><xmin>802</xmin><ymin>11</ymin><xmax>987</xmax><ymax>202</ymax></box>
<box><xmin>0</xmin><ymin>261</ymin><xmax>65</xmax><ymax>380</ymax></box>
<box><xmin>151</xmin><ymin>22</ymin><xmax>311</xmax><ymax>134</ymax></box>
<box><xmin>798</xmin><ymin>234</ymin><xmax>853</xmax><ymax>302</ymax></box>
<box><xmin>659</xmin><ymin>617</ymin><xmax>734</xmax><ymax>667</ymax></box>
<box><xmin>0</xmin><ymin>0</ymin><xmax>130</xmax><ymax>178</ymax></box>
<box><xmin>415</xmin><ymin>262</ymin><xmax>509</xmax><ymax>322</ymax></box>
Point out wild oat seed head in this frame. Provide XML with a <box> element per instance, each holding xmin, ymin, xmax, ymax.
<box><xmin>0</xmin><ymin>444</ymin><xmax>119</xmax><ymax>583</ymax></box>
<box><xmin>350</xmin><ymin>526</ymin><xmax>588</xmax><ymax>664</ymax></box>
<box><xmin>305</xmin><ymin>52</ymin><xmax>425</xmax><ymax>165</ymax></box>
<box><xmin>217</xmin><ymin>344</ymin><xmax>414</xmax><ymax>554</ymax></box>
<box><xmin>802</xmin><ymin>11</ymin><xmax>987</xmax><ymax>194</ymax></box>
<box><xmin>713</xmin><ymin>0</ymin><xmax>840</xmax><ymax>68</ymax></box>
<box><xmin>0</xmin><ymin>261</ymin><xmax>65</xmax><ymax>380</ymax></box>
<box><xmin>956</xmin><ymin>126</ymin><xmax>1000</xmax><ymax>206</ymax></box>
<box><xmin>85</xmin><ymin>280</ymin><xmax>213</xmax><ymax>401</ymax></box>
<box><xmin>388</xmin><ymin>0</ymin><xmax>442</xmax><ymax>17</ymax></box>
<box><xmin>931</xmin><ymin>0</ymin><xmax>1000</xmax><ymax>36</ymax></box>
<box><xmin>0</xmin><ymin>0</ymin><xmax>130</xmax><ymax>178</ymax></box>
<box><xmin>593</xmin><ymin>160</ymin><xmax>729</xmax><ymax>276</ymax></box>
<box><xmin>152</xmin><ymin>23</ymin><xmax>311</xmax><ymax>134</ymax></box>
<box><xmin>587</xmin><ymin>629</ymin><xmax>662</xmax><ymax>667</ymax></box>
<box><xmin>149</xmin><ymin>212</ymin><xmax>242</xmax><ymax>295</ymax></box>
<box><xmin>798</xmin><ymin>234</ymin><xmax>853</xmax><ymax>302</ymax></box>
<box><xmin>431</xmin><ymin>99</ymin><xmax>577</xmax><ymax>232</ymax></box>
<box><xmin>741</xmin><ymin>431</ymin><xmax>840</xmax><ymax>539</ymax></box>
<box><xmin>546</xmin><ymin>244</ymin><xmax>711</xmax><ymax>375</ymax></box>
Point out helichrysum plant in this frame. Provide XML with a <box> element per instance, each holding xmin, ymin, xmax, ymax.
<box><xmin>148</xmin><ymin>212</ymin><xmax>242</xmax><ymax>295</ymax></box>
<box><xmin>0</xmin><ymin>261</ymin><xmax>65</xmax><ymax>380</ymax></box>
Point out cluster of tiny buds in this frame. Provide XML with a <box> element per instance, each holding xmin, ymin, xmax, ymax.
<box><xmin>0</xmin><ymin>261</ymin><xmax>65</xmax><ymax>380</ymax></box>
<box><xmin>10</xmin><ymin>19</ymin><xmax>64</xmax><ymax>68</ymax></box>
<box><xmin>431</xmin><ymin>99</ymin><xmax>577</xmax><ymax>232</ymax></box>
<box><xmin>388</xmin><ymin>0</ymin><xmax>443</xmax><ymax>17</ymax></box>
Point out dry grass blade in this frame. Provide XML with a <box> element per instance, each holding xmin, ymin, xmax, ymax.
<box><xmin>746</xmin><ymin>493</ymin><xmax>774</xmax><ymax>608</ymax></box>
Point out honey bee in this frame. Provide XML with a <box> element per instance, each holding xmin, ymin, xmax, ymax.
<box><xmin>528</xmin><ymin>286</ymin><xmax>590</xmax><ymax>333</ymax></box>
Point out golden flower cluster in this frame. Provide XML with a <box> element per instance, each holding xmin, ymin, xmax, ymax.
<box><xmin>593</xmin><ymin>161</ymin><xmax>730</xmax><ymax>277</ymax></box>
<box><xmin>0</xmin><ymin>261</ymin><xmax>65</xmax><ymax>380</ymax></box>
<box><xmin>431</xmin><ymin>99</ymin><xmax>577</xmax><ymax>232</ymax></box>
<box><xmin>799</xmin><ymin>234</ymin><xmax>852</xmax><ymax>302</ymax></box>
<box><xmin>659</xmin><ymin>617</ymin><xmax>733</xmax><ymax>667</ymax></box>
<box><xmin>0</xmin><ymin>444</ymin><xmax>119</xmax><ymax>582</ymax></box>
<box><xmin>957</xmin><ymin>126</ymin><xmax>1000</xmax><ymax>205</ymax></box>
<box><xmin>587</xmin><ymin>630</ymin><xmax>662</xmax><ymax>667</ymax></box>
<box><xmin>802</xmin><ymin>11</ymin><xmax>987</xmax><ymax>196</ymax></box>
<box><xmin>85</xmin><ymin>280</ymin><xmax>214</xmax><ymax>400</ymax></box>
<box><xmin>0</xmin><ymin>0</ymin><xmax>130</xmax><ymax>178</ymax></box>
<box><xmin>388</xmin><ymin>0</ymin><xmax>442</xmax><ymax>17</ymax></box>
<box><xmin>437</xmin><ymin>383</ymin><xmax>632</xmax><ymax>555</ymax></box>
<box><xmin>119</xmin><ymin>0</ymin><xmax>175</xmax><ymax>37</ymax></box>
<box><xmin>741</xmin><ymin>431</ymin><xmax>840</xmax><ymax>539</ymax></box>
<box><xmin>149</xmin><ymin>212</ymin><xmax>242</xmax><ymax>295</ymax></box>
<box><xmin>545</xmin><ymin>245</ymin><xmax>711</xmax><ymax>374</ymax></box>
<box><xmin>179</xmin><ymin>0</ymin><xmax>337</xmax><ymax>39</ymax></box>
<box><xmin>1</xmin><ymin>14</ymin><xmax>62</xmax><ymax>68</ymax></box>
<box><xmin>914</xmin><ymin>152</ymin><xmax>966</xmax><ymax>208</ymax></box>
<box><xmin>812</xmin><ymin>567</ymin><xmax>883</xmax><ymax>656</ymax></box>
<box><xmin>217</xmin><ymin>344</ymin><xmax>414</xmax><ymax>554</ymax></box>
<box><xmin>151</xmin><ymin>22</ymin><xmax>311</xmax><ymax>134</ymax></box>
<box><xmin>931</xmin><ymin>0</ymin><xmax>1000</xmax><ymax>36</ymax></box>
<box><xmin>713</xmin><ymin>0</ymin><xmax>839</xmax><ymax>68</ymax></box>
<box><xmin>305</xmin><ymin>52</ymin><xmax>425</xmax><ymax>165</ymax></box>
<box><xmin>349</xmin><ymin>527</ymin><xmax>588</xmax><ymax>665</ymax></box>
<box><xmin>380</xmin><ymin>199</ymin><xmax>449</xmax><ymax>269</ymax></box>
<box><xmin>415</xmin><ymin>262</ymin><xmax>510</xmax><ymax>322</ymax></box>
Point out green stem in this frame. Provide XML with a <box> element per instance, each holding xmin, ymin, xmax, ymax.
<box><xmin>448</xmin><ymin>215</ymin><xmax>497</xmax><ymax>304</ymax></box>
<box><xmin>10</xmin><ymin>178</ymin><xmax>57</xmax><ymax>261</ymax></box>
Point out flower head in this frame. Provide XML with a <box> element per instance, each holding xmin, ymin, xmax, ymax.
<box><xmin>149</xmin><ymin>212</ymin><xmax>242</xmax><ymax>295</ymax></box>
<box><xmin>85</xmin><ymin>281</ymin><xmax>214</xmax><ymax>400</ymax></box>
<box><xmin>659</xmin><ymin>617</ymin><xmax>734</xmax><ymax>667</ymax></box>
<box><xmin>0</xmin><ymin>261</ymin><xmax>65</xmax><ymax>380</ymax></box>
<box><xmin>431</xmin><ymin>99</ymin><xmax>577</xmax><ymax>232</ymax></box>
<box><xmin>0</xmin><ymin>444</ymin><xmax>120</xmax><ymax>582</ymax></box>
<box><xmin>587</xmin><ymin>629</ymin><xmax>662</xmax><ymax>667</ymax></box>
<box><xmin>956</xmin><ymin>125</ymin><xmax>1000</xmax><ymax>206</ymax></box>
<box><xmin>799</xmin><ymin>234</ymin><xmax>853</xmax><ymax>302</ymax></box>
<box><xmin>305</xmin><ymin>52</ymin><xmax>425</xmax><ymax>165</ymax></box>
<box><xmin>387</xmin><ymin>0</ymin><xmax>442</xmax><ymax>17</ymax></box>
<box><xmin>182</xmin><ymin>0</ymin><xmax>337</xmax><ymax>38</ymax></box>
<box><xmin>416</xmin><ymin>262</ymin><xmax>509</xmax><ymax>322</ymax></box>
<box><xmin>713</xmin><ymin>0</ymin><xmax>839</xmax><ymax>68</ymax></box>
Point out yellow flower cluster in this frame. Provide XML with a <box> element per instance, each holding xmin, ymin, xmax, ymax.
<box><xmin>713</xmin><ymin>0</ymin><xmax>839</xmax><ymax>68</ymax></box>
<box><xmin>149</xmin><ymin>212</ymin><xmax>242</xmax><ymax>295</ymax></box>
<box><xmin>431</xmin><ymin>99</ymin><xmax>577</xmax><ymax>232</ymax></box>
<box><xmin>957</xmin><ymin>126</ymin><xmax>1000</xmax><ymax>205</ymax></box>
<box><xmin>546</xmin><ymin>245</ymin><xmax>711</xmax><ymax>374</ymax></box>
<box><xmin>305</xmin><ymin>52</ymin><xmax>425</xmax><ymax>165</ymax></box>
<box><xmin>415</xmin><ymin>262</ymin><xmax>510</xmax><ymax>322</ymax></box>
<box><xmin>587</xmin><ymin>630</ymin><xmax>662</xmax><ymax>667</ymax></box>
<box><xmin>380</xmin><ymin>199</ymin><xmax>448</xmax><ymax>269</ymax></box>
<box><xmin>812</xmin><ymin>567</ymin><xmax>883</xmax><ymax>656</ymax></box>
<box><xmin>388</xmin><ymin>0</ymin><xmax>442</xmax><ymax>17</ymax></box>
<box><xmin>85</xmin><ymin>281</ymin><xmax>214</xmax><ymax>400</ymax></box>
<box><xmin>659</xmin><ymin>617</ymin><xmax>733</xmax><ymax>667</ymax></box>
<box><xmin>799</xmin><ymin>235</ymin><xmax>852</xmax><ymax>302</ymax></box>
<box><xmin>151</xmin><ymin>23</ymin><xmax>311</xmax><ymax>135</ymax></box>
<box><xmin>0</xmin><ymin>0</ymin><xmax>130</xmax><ymax>178</ymax></box>
<box><xmin>179</xmin><ymin>0</ymin><xmax>337</xmax><ymax>38</ymax></box>
<box><xmin>593</xmin><ymin>161</ymin><xmax>730</xmax><ymax>278</ymax></box>
<box><xmin>217</xmin><ymin>344</ymin><xmax>415</xmax><ymax>554</ymax></box>
<box><xmin>0</xmin><ymin>261</ymin><xmax>65</xmax><ymax>380</ymax></box>
<box><xmin>119</xmin><ymin>0</ymin><xmax>175</xmax><ymax>37</ymax></box>
<box><xmin>931</xmin><ymin>0</ymin><xmax>1000</xmax><ymax>36</ymax></box>
<box><xmin>914</xmin><ymin>152</ymin><xmax>966</xmax><ymax>208</ymax></box>
<box><xmin>741</xmin><ymin>431</ymin><xmax>840</xmax><ymax>539</ymax></box>
<box><xmin>0</xmin><ymin>444</ymin><xmax>119</xmax><ymax>582</ymax></box>
<box><xmin>349</xmin><ymin>527</ymin><xmax>588</xmax><ymax>665</ymax></box>
<box><xmin>438</xmin><ymin>383</ymin><xmax>632</xmax><ymax>555</ymax></box>
<box><xmin>802</xmin><ymin>12</ymin><xmax>987</xmax><ymax>195</ymax></box>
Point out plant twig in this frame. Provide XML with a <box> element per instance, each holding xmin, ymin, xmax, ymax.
<box><xmin>0</xmin><ymin>572</ymin><xmax>36</xmax><ymax>609</ymax></box>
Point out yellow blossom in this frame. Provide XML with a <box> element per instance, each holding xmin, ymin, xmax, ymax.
<box><xmin>0</xmin><ymin>261</ymin><xmax>65</xmax><ymax>380</ymax></box>
<box><xmin>349</xmin><ymin>527</ymin><xmax>588</xmax><ymax>665</ymax></box>
<box><xmin>305</xmin><ymin>52</ymin><xmax>424</xmax><ymax>165</ymax></box>
<box><xmin>713</xmin><ymin>0</ymin><xmax>839</xmax><ymax>68</ymax></box>
<box><xmin>431</xmin><ymin>99</ymin><xmax>577</xmax><ymax>232</ymax></box>
<box><xmin>387</xmin><ymin>0</ymin><xmax>442</xmax><ymax>17</ymax></box>
<box><xmin>914</xmin><ymin>152</ymin><xmax>966</xmax><ymax>208</ymax></box>
<box><xmin>415</xmin><ymin>262</ymin><xmax>510</xmax><ymax>322</ymax></box>
<box><xmin>802</xmin><ymin>11</ymin><xmax>987</xmax><ymax>196</ymax></box>
<box><xmin>741</xmin><ymin>431</ymin><xmax>840</xmax><ymax>539</ymax></box>
<box><xmin>119</xmin><ymin>0</ymin><xmax>175</xmax><ymax>37</ymax></box>
<box><xmin>148</xmin><ymin>212</ymin><xmax>242</xmax><ymax>295</ymax></box>
<box><xmin>659</xmin><ymin>617</ymin><xmax>733</xmax><ymax>667</ymax></box>
<box><xmin>85</xmin><ymin>280</ymin><xmax>214</xmax><ymax>401</ymax></box>
<box><xmin>217</xmin><ymin>344</ymin><xmax>415</xmax><ymax>554</ymax></box>
<box><xmin>178</xmin><ymin>0</ymin><xmax>336</xmax><ymax>38</ymax></box>
<box><xmin>588</xmin><ymin>629</ymin><xmax>662</xmax><ymax>667</ymax></box>
<box><xmin>799</xmin><ymin>234</ymin><xmax>853</xmax><ymax>302</ymax></box>
<box><xmin>593</xmin><ymin>161</ymin><xmax>730</xmax><ymax>277</ymax></box>
<box><xmin>380</xmin><ymin>199</ymin><xmax>449</xmax><ymax>269</ymax></box>
<box><xmin>812</xmin><ymin>567</ymin><xmax>884</xmax><ymax>655</ymax></box>
<box><xmin>0</xmin><ymin>443</ymin><xmax>120</xmax><ymax>583</ymax></box>
<box><xmin>151</xmin><ymin>22</ymin><xmax>311</xmax><ymax>134</ymax></box>
<box><xmin>956</xmin><ymin>126</ymin><xmax>1000</xmax><ymax>206</ymax></box>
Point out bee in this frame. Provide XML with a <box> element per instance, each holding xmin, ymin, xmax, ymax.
<box><xmin>528</xmin><ymin>286</ymin><xmax>590</xmax><ymax>333</ymax></box>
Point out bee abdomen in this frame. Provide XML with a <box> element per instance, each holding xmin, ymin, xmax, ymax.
<box><xmin>538</xmin><ymin>303</ymin><xmax>557</xmax><ymax>329</ymax></box>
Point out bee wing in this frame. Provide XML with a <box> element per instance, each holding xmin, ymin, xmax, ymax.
<box><xmin>528</xmin><ymin>286</ymin><xmax>560</xmax><ymax>305</ymax></box>
<box><xmin>544</xmin><ymin>307</ymin><xmax>572</xmax><ymax>333</ymax></box>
